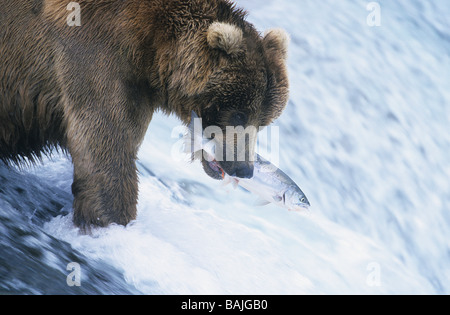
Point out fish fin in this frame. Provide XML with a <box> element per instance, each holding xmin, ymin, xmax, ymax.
<box><xmin>273</xmin><ymin>195</ymin><xmax>283</xmax><ymax>202</ymax></box>
<box><xmin>254</xmin><ymin>198</ymin><xmax>271</xmax><ymax>207</ymax></box>
<box><xmin>222</xmin><ymin>175</ymin><xmax>239</xmax><ymax>189</ymax></box>
<box><xmin>221</xmin><ymin>175</ymin><xmax>232</xmax><ymax>187</ymax></box>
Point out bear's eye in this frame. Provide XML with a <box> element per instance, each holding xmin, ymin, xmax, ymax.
<box><xmin>230</xmin><ymin>112</ymin><xmax>248</xmax><ymax>126</ymax></box>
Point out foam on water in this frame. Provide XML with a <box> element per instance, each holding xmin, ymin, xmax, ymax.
<box><xmin>2</xmin><ymin>0</ymin><xmax>449</xmax><ymax>294</ymax></box>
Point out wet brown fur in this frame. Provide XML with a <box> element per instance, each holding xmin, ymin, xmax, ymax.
<box><xmin>0</xmin><ymin>0</ymin><xmax>289</xmax><ymax>228</ymax></box>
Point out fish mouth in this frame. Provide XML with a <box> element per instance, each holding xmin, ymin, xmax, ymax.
<box><xmin>288</xmin><ymin>199</ymin><xmax>311</xmax><ymax>211</ymax></box>
<box><xmin>289</xmin><ymin>204</ymin><xmax>310</xmax><ymax>212</ymax></box>
<box><xmin>201</xmin><ymin>155</ymin><xmax>225</xmax><ymax>180</ymax></box>
<box><xmin>298</xmin><ymin>200</ymin><xmax>311</xmax><ymax>210</ymax></box>
<box><xmin>297</xmin><ymin>202</ymin><xmax>311</xmax><ymax>211</ymax></box>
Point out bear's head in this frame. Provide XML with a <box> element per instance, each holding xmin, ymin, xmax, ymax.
<box><xmin>195</xmin><ymin>22</ymin><xmax>290</xmax><ymax>180</ymax></box>
<box><xmin>199</xmin><ymin>22</ymin><xmax>290</xmax><ymax>180</ymax></box>
<box><xmin>168</xmin><ymin>20</ymin><xmax>290</xmax><ymax>180</ymax></box>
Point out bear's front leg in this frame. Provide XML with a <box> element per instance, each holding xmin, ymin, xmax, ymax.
<box><xmin>67</xmin><ymin>115</ymin><xmax>140</xmax><ymax>229</ymax></box>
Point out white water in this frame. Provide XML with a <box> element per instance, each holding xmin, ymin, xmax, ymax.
<box><xmin>3</xmin><ymin>0</ymin><xmax>450</xmax><ymax>294</ymax></box>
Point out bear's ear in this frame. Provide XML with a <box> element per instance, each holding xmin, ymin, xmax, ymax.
<box><xmin>263</xmin><ymin>28</ymin><xmax>290</xmax><ymax>61</ymax></box>
<box><xmin>207</xmin><ymin>22</ymin><xmax>244</xmax><ymax>56</ymax></box>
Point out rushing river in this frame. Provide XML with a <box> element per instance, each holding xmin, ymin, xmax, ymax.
<box><xmin>1</xmin><ymin>0</ymin><xmax>449</xmax><ymax>294</ymax></box>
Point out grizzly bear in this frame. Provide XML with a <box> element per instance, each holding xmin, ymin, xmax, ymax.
<box><xmin>0</xmin><ymin>0</ymin><xmax>289</xmax><ymax>228</ymax></box>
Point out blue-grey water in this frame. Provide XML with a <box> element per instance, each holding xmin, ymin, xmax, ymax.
<box><xmin>1</xmin><ymin>0</ymin><xmax>449</xmax><ymax>294</ymax></box>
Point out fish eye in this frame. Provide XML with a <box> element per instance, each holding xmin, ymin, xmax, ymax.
<box><xmin>300</xmin><ymin>197</ymin><xmax>306</xmax><ymax>203</ymax></box>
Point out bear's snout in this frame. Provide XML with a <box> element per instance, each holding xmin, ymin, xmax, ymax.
<box><xmin>218</xmin><ymin>159</ymin><xmax>254</xmax><ymax>179</ymax></box>
<box><xmin>233</xmin><ymin>162</ymin><xmax>254</xmax><ymax>179</ymax></box>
